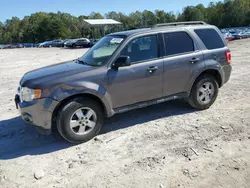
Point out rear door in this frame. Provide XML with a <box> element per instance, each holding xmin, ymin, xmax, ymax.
<box><xmin>162</xmin><ymin>31</ymin><xmax>204</xmax><ymax>96</ymax></box>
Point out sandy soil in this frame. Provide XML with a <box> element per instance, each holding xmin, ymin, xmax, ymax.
<box><xmin>0</xmin><ymin>40</ymin><xmax>250</xmax><ymax>188</ymax></box>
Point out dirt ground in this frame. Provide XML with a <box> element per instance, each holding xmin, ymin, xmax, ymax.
<box><xmin>0</xmin><ymin>40</ymin><xmax>249</xmax><ymax>188</ymax></box>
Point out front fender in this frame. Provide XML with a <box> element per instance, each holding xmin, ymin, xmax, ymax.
<box><xmin>48</xmin><ymin>81</ymin><xmax>114</xmax><ymax>117</ymax></box>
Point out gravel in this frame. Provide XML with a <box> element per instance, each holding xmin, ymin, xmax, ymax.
<box><xmin>34</xmin><ymin>170</ymin><xmax>45</xmax><ymax>180</ymax></box>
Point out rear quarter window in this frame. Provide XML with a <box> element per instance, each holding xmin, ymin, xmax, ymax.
<box><xmin>195</xmin><ymin>29</ymin><xmax>225</xmax><ymax>50</ymax></box>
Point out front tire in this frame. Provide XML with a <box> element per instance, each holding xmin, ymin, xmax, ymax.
<box><xmin>188</xmin><ymin>74</ymin><xmax>219</xmax><ymax>110</ymax></box>
<box><xmin>57</xmin><ymin>97</ymin><xmax>104</xmax><ymax>143</ymax></box>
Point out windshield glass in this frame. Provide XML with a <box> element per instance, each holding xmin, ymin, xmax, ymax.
<box><xmin>78</xmin><ymin>35</ymin><xmax>125</xmax><ymax>66</ymax></box>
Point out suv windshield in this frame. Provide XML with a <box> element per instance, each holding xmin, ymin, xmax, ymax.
<box><xmin>78</xmin><ymin>35</ymin><xmax>125</xmax><ymax>66</ymax></box>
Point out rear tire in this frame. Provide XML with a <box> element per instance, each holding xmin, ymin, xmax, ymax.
<box><xmin>188</xmin><ymin>74</ymin><xmax>219</xmax><ymax>110</ymax></box>
<box><xmin>57</xmin><ymin>97</ymin><xmax>104</xmax><ymax>143</ymax></box>
<box><xmin>72</xmin><ymin>44</ymin><xmax>76</xmax><ymax>48</ymax></box>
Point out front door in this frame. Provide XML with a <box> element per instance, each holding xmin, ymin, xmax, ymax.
<box><xmin>107</xmin><ymin>34</ymin><xmax>164</xmax><ymax>109</ymax></box>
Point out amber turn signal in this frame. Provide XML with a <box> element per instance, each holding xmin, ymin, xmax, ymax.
<box><xmin>33</xmin><ymin>89</ymin><xmax>42</xmax><ymax>99</ymax></box>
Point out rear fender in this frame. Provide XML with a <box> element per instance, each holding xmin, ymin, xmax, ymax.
<box><xmin>188</xmin><ymin>60</ymin><xmax>224</xmax><ymax>93</ymax></box>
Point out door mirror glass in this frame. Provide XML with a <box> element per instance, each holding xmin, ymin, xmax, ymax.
<box><xmin>112</xmin><ymin>56</ymin><xmax>131</xmax><ymax>69</ymax></box>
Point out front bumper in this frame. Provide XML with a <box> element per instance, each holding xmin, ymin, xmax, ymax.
<box><xmin>15</xmin><ymin>95</ymin><xmax>59</xmax><ymax>130</ymax></box>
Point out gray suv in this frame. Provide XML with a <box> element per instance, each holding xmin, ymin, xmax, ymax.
<box><xmin>15</xmin><ymin>21</ymin><xmax>232</xmax><ymax>143</ymax></box>
<box><xmin>65</xmin><ymin>38</ymin><xmax>91</xmax><ymax>48</ymax></box>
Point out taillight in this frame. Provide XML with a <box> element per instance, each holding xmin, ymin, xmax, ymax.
<box><xmin>225</xmin><ymin>50</ymin><xmax>231</xmax><ymax>64</ymax></box>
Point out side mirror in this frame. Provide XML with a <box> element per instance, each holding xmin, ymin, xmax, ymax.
<box><xmin>112</xmin><ymin>56</ymin><xmax>131</xmax><ymax>69</ymax></box>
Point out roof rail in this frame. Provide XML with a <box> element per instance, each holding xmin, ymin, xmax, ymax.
<box><xmin>153</xmin><ymin>21</ymin><xmax>207</xmax><ymax>28</ymax></box>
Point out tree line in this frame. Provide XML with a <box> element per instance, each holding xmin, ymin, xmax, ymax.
<box><xmin>0</xmin><ymin>0</ymin><xmax>250</xmax><ymax>44</ymax></box>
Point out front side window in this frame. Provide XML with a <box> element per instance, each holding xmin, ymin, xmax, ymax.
<box><xmin>78</xmin><ymin>35</ymin><xmax>125</xmax><ymax>66</ymax></box>
<box><xmin>120</xmin><ymin>35</ymin><xmax>158</xmax><ymax>63</ymax></box>
<box><xmin>163</xmin><ymin>32</ymin><xmax>194</xmax><ymax>56</ymax></box>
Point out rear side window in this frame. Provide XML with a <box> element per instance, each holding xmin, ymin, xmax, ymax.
<box><xmin>163</xmin><ymin>32</ymin><xmax>194</xmax><ymax>56</ymax></box>
<box><xmin>195</xmin><ymin>29</ymin><xmax>225</xmax><ymax>50</ymax></box>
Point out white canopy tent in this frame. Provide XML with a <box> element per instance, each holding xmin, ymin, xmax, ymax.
<box><xmin>82</xmin><ymin>19</ymin><xmax>122</xmax><ymax>38</ymax></box>
<box><xmin>83</xmin><ymin>19</ymin><xmax>121</xmax><ymax>25</ymax></box>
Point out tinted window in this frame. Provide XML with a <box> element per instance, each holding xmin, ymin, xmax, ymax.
<box><xmin>195</xmin><ymin>29</ymin><xmax>225</xmax><ymax>50</ymax></box>
<box><xmin>120</xmin><ymin>35</ymin><xmax>158</xmax><ymax>63</ymax></box>
<box><xmin>163</xmin><ymin>32</ymin><xmax>194</xmax><ymax>56</ymax></box>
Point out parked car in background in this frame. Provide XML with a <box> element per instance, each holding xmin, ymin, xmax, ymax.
<box><xmin>38</xmin><ymin>41</ymin><xmax>53</xmax><ymax>48</ymax></box>
<box><xmin>62</xmin><ymin>39</ymin><xmax>73</xmax><ymax>47</ymax></box>
<box><xmin>2</xmin><ymin>44</ymin><xmax>23</xmax><ymax>49</ymax></box>
<box><xmin>90</xmin><ymin>38</ymin><xmax>100</xmax><ymax>47</ymax></box>
<box><xmin>52</xmin><ymin>40</ymin><xmax>64</xmax><ymax>47</ymax></box>
<box><xmin>64</xmin><ymin>39</ymin><xmax>74</xmax><ymax>47</ymax></box>
<box><xmin>65</xmin><ymin>38</ymin><xmax>91</xmax><ymax>48</ymax></box>
<box><xmin>3</xmin><ymin>44</ymin><xmax>11</xmax><ymax>49</ymax></box>
<box><xmin>222</xmin><ymin>32</ymin><xmax>234</xmax><ymax>41</ymax></box>
<box><xmin>243</xmin><ymin>30</ymin><xmax>250</xmax><ymax>37</ymax></box>
<box><xmin>231</xmin><ymin>31</ymin><xmax>248</xmax><ymax>39</ymax></box>
<box><xmin>0</xmin><ymin>44</ymin><xmax>4</xmax><ymax>49</ymax></box>
<box><xmin>23</xmin><ymin>43</ymin><xmax>34</xmax><ymax>48</ymax></box>
<box><xmin>33</xmin><ymin>43</ymin><xmax>40</xmax><ymax>48</ymax></box>
<box><xmin>10</xmin><ymin>43</ymin><xmax>23</xmax><ymax>48</ymax></box>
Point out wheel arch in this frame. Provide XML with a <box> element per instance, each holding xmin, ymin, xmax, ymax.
<box><xmin>51</xmin><ymin>93</ymin><xmax>108</xmax><ymax>132</ymax></box>
<box><xmin>190</xmin><ymin>69</ymin><xmax>222</xmax><ymax>92</ymax></box>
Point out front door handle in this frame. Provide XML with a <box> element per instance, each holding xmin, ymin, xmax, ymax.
<box><xmin>190</xmin><ymin>57</ymin><xmax>200</xmax><ymax>64</ymax></box>
<box><xmin>147</xmin><ymin>66</ymin><xmax>158</xmax><ymax>73</ymax></box>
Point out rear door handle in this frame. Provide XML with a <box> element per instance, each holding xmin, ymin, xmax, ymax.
<box><xmin>190</xmin><ymin>57</ymin><xmax>200</xmax><ymax>64</ymax></box>
<box><xmin>147</xmin><ymin>66</ymin><xmax>158</xmax><ymax>73</ymax></box>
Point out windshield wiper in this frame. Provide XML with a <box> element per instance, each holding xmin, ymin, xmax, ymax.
<box><xmin>76</xmin><ymin>58</ymin><xmax>89</xmax><ymax>65</ymax></box>
<box><xmin>75</xmin><ymin>58</ymin><xmax>101</xmax><ymax>67</ymax></box>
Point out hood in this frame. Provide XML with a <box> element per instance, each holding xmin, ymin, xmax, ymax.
<box><xmin>20</xmin><ymin>60</ymin><xmax>95</xmax><ymax>88</ymax></box>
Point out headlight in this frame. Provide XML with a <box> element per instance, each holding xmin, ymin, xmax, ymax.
<box><xmin>20</xmin><ymin>87</ymin><xmax>41</xmax><ymax>102</ymax></box>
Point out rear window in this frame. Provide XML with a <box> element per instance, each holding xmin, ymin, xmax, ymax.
<box><xmin>195</xmin><ymin>29</ymin><xmax>225</xmax><ymax>50</ymax></box>
<box><xmin>163</xmin><ymin>32</ymin><xmax>194</xmax><ymax>56</ymax></box>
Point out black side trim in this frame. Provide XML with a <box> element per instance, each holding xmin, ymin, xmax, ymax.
<box><xmin>114</xmin><ymin>93</ymin><xmax>187</xmax><ymax>114</ymax></box>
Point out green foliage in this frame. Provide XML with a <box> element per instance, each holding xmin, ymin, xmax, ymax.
<box><xmin>1</xmin><ymin>0</ymin><xmax>250</xmax><ymax>43</ymax></box>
